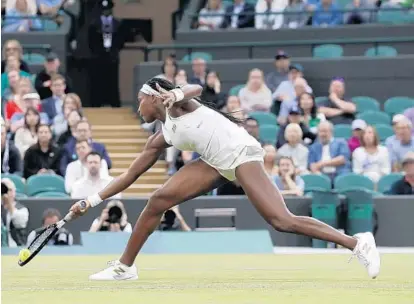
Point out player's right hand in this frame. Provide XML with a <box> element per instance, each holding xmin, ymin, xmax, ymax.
<box><xmin>69</xmin><ymin>200</ymin><xmax>91</xmax><ymax>216</ymax></box>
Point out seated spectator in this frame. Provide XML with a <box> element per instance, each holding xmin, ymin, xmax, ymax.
<box><xmin>265</xmin><ymin>51</ymin><xmax>290</xmax><ymax>93</ymax></box>
<box><xmin>308</xmin><ymin>121</ymin><xmax>351</xmax><ymax>179</ymax></box>
<box><xmin>299</xmin><ymin>92</ymin><xmax>326</xmax><ymax>134</ymax></box>
<box><xmin>41</xmin><ymin>74</ymin><xmax>67</xmax><ymax>121</ymax></box>
<box><xmin>3</xmin><ymin>0</ymin><xmax>42</xmax><ymax>32</ymax></box>
<box><xmin>89</xmin><ymin>200</ymin><xmax>132</xmax><ymax>232</ymax></box>
<box><xmin>65</xmin><ymin>139</ymin><xmax>109</xmax><ymax>194</ymax></box>
<box><xmin>156</xmin><ymin>56</ymin><xmax>177</xmax><ymax>84</ymax></box>
<box><xmin>174</xmin><ymin>69</ymin><xmax>188</xmax><ymax>86</ymax></box>
<box><xmin>27</xmin><ymin>208</ymin><xmax>73</xmax><ymax>246</ymax></box>
<box><xmin>2</xmin><ymin>70</ymin><xmax>20</xmax><ymax>101</ymax></box>
<box><xmin>159</xmin><ymin>206</ymin><xmax>191</xmax><ymax>231</ymax></box>
<box><xmin>276</xmin><ymin>106</ymin><xmax>316</xmax><ymax>148</ymax></box>
<box><xmin>244</xmin><ymin>116</ymin><xmax>261</xmax><ymax>143</ymax></box>
<box><xmin>388</xmin><ymin>154</ymin><xmax>414</xmax><ymax>195</ymax></box>
<box><xmin>37</xmin><ymin>0</ymin><xmax>71</xmax><ymax>17</ymax></box>
<box><xmin>263</xmin><ymin>143</ymin><xmax>278</xmax><ymax>176</ymax></box>
<box><xmin>220</xmin><ymin>0</ymin><xmax>255</xmax><ymax>29</ymax></box>
<box><xmin>255</xmin><ymin>0</ymin><xmax>287</xmax><ymax>30</ymax></box>
<box><xmin>353</xmin><ymin>125</ymin><xmax>390</xmax><ymax>183</ymax></box>
<box><xmin>1</xmin><ymin>55</ymin><xmax>31</xmax><ymax>93</ymax></box>
<box><xmin>35</xmin><ymin>52</ymin><xmax>72</xmax><ymax>100</ymax></box>
<box><xmin>273</xmin><ymin>156</ymin><xmax>304</xmax><ymax>196</ymax></box>
<box><xmin>4</xmin><ymin>78</ymin><xmax>36</xmax><ymax>123</ymax></box>
<box><xmin>1</xmin><ymin>125</ymin><xmax>22</xmax><ymax>175</ymax></box>
<box><xmin>60</xmin><ymin>120</ymin><xmax>111</xmax><ymax>176</ymax></box>
<box><xmin>198</xmin><ymin>0</ymin><xmax>225</xmax><ymax>31</ymax></box>
<box><xmin>283</xmin><ymin>0</ymin><xmax>308</xmax><ymax>29</ymax></box>
<box><xmin>200</xmin><ymin>71</ymin><xmax>226</xmax><ymax>110</ymax></box>
<box><xmin>344</xmin><ymin>0</ymin><xmax>374</xmax><ymax>24</ymax></box>
<box><xmin>278</xmin><ymin>123</ymin><xmax>309</xmax><ymax>174</ymax></box>
<box><xmin>9</xmin><ymin>92</ymin><xmax>47</xmax><ymax>133</ymax></box>
<box><xmin>348</xmin><ymin>119</ymin><xmax>367</xmax><ymax>153</ymax></box>
<box><xmin>23</xmin><ymin>124</ymin><xmax>62</xmax><ymax>179</ymax></box>
<box><xmin>53</xmin><ymin>93</ymin><xmax>82</xmax><ymax>137</ymax></box>
<box><xmin>224</xmin><ymin>95</ymin><xmax>242</xmax><ymax>113</ymax></box>
<box><xmin>403</xmin><ymin>107</ymin><xmax>414</xmax><ymax>135</ymax></box>
<box><xmin>189</xmin><ymin>58</ymin><xmax>207</xmax><ymax>86</ymax></box>
<box><xmin>318</xmin><ymin>77</ymin><xmax>356</xmax><ymax>125</ymax></box>
<box><xmin>1</xmin><ymin>39</ymin><xmax>30</xmax><ymax>73</ymax></box>
<box><xmin>14</xmin><ymin>107</ymin><xmax>40</xmax><ymax>157</ymax></box>
<box><xmin>386</xmin><ymin>118</ymin><xmax>414</xmax><ymax>172</ymax></box>
<box><xmin>1</xmin><ymin>178</ymin><xmax>29</xmax><ymax>247</ymax></box>
<box><xmin>71</xmin><ymin>152</ymin><xmax>120</xmax><ymax>199</ymax></box>
<box><xmin>312</xmin><ymin>0</ymin><xmax>342</xmax><ymax>27</ymax></box>
<box><xmin>56</xmin><ymin>109</ymin><xmax>82</xmax><ymax>146</ymax></box>
<box><xmin>239</xmin><ymin>68</ymin><xmax>272</xmax><ymax>113</ymax></box>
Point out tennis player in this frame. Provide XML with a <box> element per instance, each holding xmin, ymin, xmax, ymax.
<box><xmin>70</xmin><ymin>77</ymin><xmax>380</xmax><ymax>281</ymax></box>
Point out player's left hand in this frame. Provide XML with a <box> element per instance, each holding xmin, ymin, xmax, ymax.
<box><xmin>156</xmin><ymin>83</ymin><xmax>176</xmax><ymax>109</ymax></box>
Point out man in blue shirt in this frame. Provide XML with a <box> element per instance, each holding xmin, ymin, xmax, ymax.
<box><xmin>312</xmin><ymin>0</ymin><xmax>342</xmax><ymax>27</ymax></box>
<box><xmin>386</xmin><ymin>118</ymin><xmax>414</xmax><ymax>172</ymax></box>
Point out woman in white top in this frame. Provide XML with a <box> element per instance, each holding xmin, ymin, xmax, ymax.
<box><xmin>352</xmin><ymin>125</ymin><xmax>391</xmax><ymax>183</ymax></box>
<box><xmin>70</xmin><ymin>77</ymin><xmax>380</xmax><ymax>281</ymax></box>
<box><xmin>14</xmin><ymin>107</ymin><xmax>40</xmax><ymax>157</ymax></box>
<box><xmin>238</xmin><ymin>68</ymin><xmax>272</xmax><ymax>113</ymax></box>
<box><xmin>198</xmin><ymin>0</ymin><xmax>225</xmax><ymax>31</ymax></box>
<box><xmin>255</xmin><ymin>0</ymin><xmax>288</xmax><ymax>30</ymax></box>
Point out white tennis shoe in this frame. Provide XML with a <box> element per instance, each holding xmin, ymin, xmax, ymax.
<box><xmin>350</xmin><ymin>232</ymin><xmax>381</xmax><ymax>279</ymax></box>
<box><xmin>89</xmin><ymin>260</ymin><xmax>138</xmax><ymax>281</ymax></box>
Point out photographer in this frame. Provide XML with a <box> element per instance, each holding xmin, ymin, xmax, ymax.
<box><xmin>89</xmin><ymin>200</ymin><xmax>132</xmax><ymax>232</ymax></box>
<box><xmin>1</xmin><ymin>178</ymin><xmax>29</xmax><ymax>247</ymax></box>
<box><xmin>27</xmin><ymin>208</ymin><xmax>73</xmax><ymax>246</ymax></box>
<box><xmin>159</xmin><ymin>206</ymin><xmax>191</xmax><ymax>231</ymax></box>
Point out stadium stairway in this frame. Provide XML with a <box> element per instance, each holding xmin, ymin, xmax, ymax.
<box><xmin>82</xmin><ymin>108</ymin><xmax>168</xmax><ymax>197</ymax></box>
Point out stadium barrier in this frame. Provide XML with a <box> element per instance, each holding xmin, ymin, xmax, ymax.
<box><xmin>8</xmin><ymin>196</ymin><xmax>414</xmax><ymax>247</ymax></box>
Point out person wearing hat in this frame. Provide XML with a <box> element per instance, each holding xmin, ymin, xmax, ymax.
<box><xmin>386</xmin><ymin>118</ymin><xmax>414</xmax><ymax>172</ymax></box>
<box><xmin>348</xmin><ymin>119</ymin><xmax>367</xmax><ymax>153</ymax></box>
<box><xmin>388</xmin><ymin>153</ymin><xmax>414</xmax><ymax>195</ymax></box>
<box><xmin>34</xmin><ymin>52</ymin><xmax>72</xmax><ymax>100</ymax></box>
<box><xmin>88</xmin><ymin>0</ymin><xmax>122</xmax><ymax>108</ymax></box>
<box><xmin>265</xmin><ymin>51</ymin><xmax>290</xmax><ymax>93</ymax></box>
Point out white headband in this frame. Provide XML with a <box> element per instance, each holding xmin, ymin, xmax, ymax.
<box><xmin>140</xmin><ymin>84</ymin><xmax>161</xmax><ymax>97</ymax></box>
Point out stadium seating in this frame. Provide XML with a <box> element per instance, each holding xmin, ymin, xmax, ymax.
<box><xmin>334</xmin><ymin>173</ymin><xmax>375</xmax><ymax>192</ymax></box>
<box><xmin>334</xmin><ymin>124</ymin><xmax>352</xmax><ymax>139</ymax></box>
<box><xmin>302</xmin><ymin>174</ymin><xmax>332</xmax><ymax>193</ymax></box>
<box><xmin>182</xmin><ymin>52</ymin><xmax>213</xmax><ymax>62</ymax></box>
<box><xmin>22</xmin><ymin>53</ymin><xmax>46</xmax><ymax>64</ymax></box>
<box><xmin>377</xmin><ymin>173</ymin><xmax>404</xmax><ymax>193</ymax></box>
<box><xmin>364</xmin><ymin>46</ymin><xmax>398</xmax><ymax>57</ymax></box>
<box><xmin>315</xmin><ymin>96</ymin><xmax>329</xmax><ymax>105</ymax></box>
<box><xmin>351</xmin><ymin>96</ymin><xmax>380</xmax><ymax>112</ymax></box>
<box><xmin>313</xmin><ymin>44</ymin><xmax>344</xmax><ymax>58</ymax></box>
<box><xmin>229</xmin><ymin>84</ymin><xmax>245</xmax><ymax>96</ymax></box>
<box><xmin>357</xmin><ymin>111</ymin><xmax>391</xmax><ymax>125</ymax></box>
<box><xmin>375</xmin><ymin>124</ymin><xmax>394</xmax><ymax>142</ymax></box>
<box><xmin>384</xmin><ymin>96</ymin><xmax>414</xmax><ymax>116</ymax></box>
<box><xmin>26</xmin><ymin>175</ymin><xmax>66</xmax><ymax>196</ymax></box>
<box><xmin>259</xmin><ymin>125</ymin><xmax>279</xmax><ymax>145</ymax></box>
<box><xmin>1</xmin><ymin>174</ymin><xmax>26</xmax><ymax>194</ymax></box>
<box><xmin>249</xmin><ymin>112</ymin><xmax>277</xmax><ymax>126</ymax></box>
<box><xmin>33</xmin><ymin>191</ymin><xmax>70</xmax><ymax>198</ymax></box>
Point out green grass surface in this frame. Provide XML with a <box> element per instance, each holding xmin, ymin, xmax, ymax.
<box><xmin>2</xmin><ymin>254</ymin><xmax>414</xmax><ymax>304</ymax></box>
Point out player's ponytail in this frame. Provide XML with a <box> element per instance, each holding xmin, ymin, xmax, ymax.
<box><xmin>146</xmin><ymin>77</ymin><xmax>244</xmax><ymax>125</ymax></box>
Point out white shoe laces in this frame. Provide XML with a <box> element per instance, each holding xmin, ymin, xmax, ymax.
<box><xmin>349</xmin><ymin>249</ymin><xmax>370</xmax><ymax>267</ymax></box>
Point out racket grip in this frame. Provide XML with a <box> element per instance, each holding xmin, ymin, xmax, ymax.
<box><xmin>63</xmin><ymin>211</ymin><xmax>76</xmax><ymax>223</ymax></box>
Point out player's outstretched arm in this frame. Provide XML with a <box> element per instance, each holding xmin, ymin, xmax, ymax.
<box><xmin>156</xmin><ymin>83</ymin><xmax>203</xmax><ymax>109</ymax></box>
<box><xmin>70</xmin><ymin>131</ymin><xmax>169</xmax><ymax>213</ymax></box>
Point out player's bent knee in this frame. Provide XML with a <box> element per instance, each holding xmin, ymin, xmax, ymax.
<box><xmin>270</xmin><ymin>214</ymin><xmax>298</xmax><ymax>233</ymax></box>
<box><xmin>146</xmin><ymin>190</ymin><xmax>174</xmax><ymax>216</ymax></box>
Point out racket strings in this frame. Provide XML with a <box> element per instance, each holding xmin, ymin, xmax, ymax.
<box><xmin>28</xmin><ymin>226</ymin><xmax>55</xmax><ymax>251</ymax></box>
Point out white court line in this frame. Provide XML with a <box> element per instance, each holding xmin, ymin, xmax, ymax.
<box><xmin>273</xmin><ymin>247</ymin><xmax>414</xmax><ymax>254</ymax></box>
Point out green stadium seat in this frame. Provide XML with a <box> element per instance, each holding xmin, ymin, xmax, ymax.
<box><xmin>335</xmin><ymin>0</ymin><xmax>353</xmax><ymax>7</ymax></box>
<box><xmin>22</xmin><ymin>53</ymin><xmax>46</xmax><ymax>64</ymax></box>
<box><xmin>44</xmin><ymin>20</ymin><xmax>59</xmax><ymax>31</ymax></box>
<box><xmin>259</xmin><ymin>125</ymin><xmax>279</xmax><ymax>145</ymax></box>
<box><xmin>1</xmin><ymin>174</ymin><xmax>26</xmax><ymax>194</ymax></box>
<box><xmin>375</xmin><ymin>124</ymin><xmax>394</xmax><ymax>142</ymax></box>
<box><xmin>334</xmin><ymin>173</ymin><xmax>375</xmax><ymax>192</ymax></box>
<box><xmin>334</xmin><ymin>124</ymin><xmax>352</xmax><ymax>139</ymax></box>
<box><xmin>229</xmin><ymin>84</ymin><xmax>245</xmax><ymax>96</ymax></box>
<box><xmin>249</xmin><ymin>112</ymin><xmax>277</xmax><ymax>126</ymax></box>
<box><xmin>33</xmin><ymin>191</ymin><xmax>70</xmax><ymax>198</ymax></box>
<box><xmin>384</xmin><ymin>96</ymin><xmax>414</xmax><ymax>116</ymax></box>
<box><xmin>313</xmin><ymin>44</ymin><xmax>344</xmax><ymax>58</ymax></box>
<box><xmin>377</xmin><ymin>10</ymin><xmax>408</xmax><ymax>25</ymax></box>
<box><xmin>364</xmin><ymin>46</ymin><xmax>398</xmax><ymax>57</ymax></box>
<box><xmin>377</xmin><ymin>173</ymin><xmax>404</xmax><ymax>194</ymax></box>
<box><xmin>315</xmin><ymin>96</ymin><xmax>329</xmax><ymax>105</ymax></box>
<box><xmin>302</xmin><ymin>174</ymin><xmax>332</xmax><ymax>193</ymax></box>
<box><xmin>351</xmin><ymin>96</ymin><xmax>380</xmax><ymax>112</ymax></box>
<box><xmin>182</xmin><ymin>52</ymin><xmax>213</xmax><ymax>62</ymax></box>
<box><xmin>26</xmin><ymin>174</ymin><xmax>66</xmax><ymax>196</ymax></box>
<box><xmin>357</xmin><ymin>111</ymin><xmax>391</xmax><ymax>125</ymax></box>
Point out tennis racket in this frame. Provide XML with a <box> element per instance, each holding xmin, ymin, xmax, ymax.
<box><xmin>18</xmin><ymin>200</ymin><xmax>87</xmax><ymax>267</ymax></box>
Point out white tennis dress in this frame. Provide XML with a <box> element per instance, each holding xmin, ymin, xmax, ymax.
<box><xmin>161</xmin><ymin>105</ymin><xmax>264</xmax><ymax>181</ymax></box>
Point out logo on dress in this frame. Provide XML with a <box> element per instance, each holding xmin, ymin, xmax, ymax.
<box><xmin>172</xmin><ymin>124</ymin><xmax>177</xmax><ymax>133</ymax></box>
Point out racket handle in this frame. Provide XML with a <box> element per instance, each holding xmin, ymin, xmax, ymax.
<box><xmin>63</xmin><ymin>201</ymin><xmax>87</xmax><ymax>223</ymax></box>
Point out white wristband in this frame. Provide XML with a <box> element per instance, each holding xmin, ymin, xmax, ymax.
<box><xmin>87</xmin><ymin>194</ymin><xmax>103</xmax><ymax>207</ymax></box>
<box><xmin>171</xmin><ymin>88</ymin><xmax>184</xmax><ymax>102</ymax></box>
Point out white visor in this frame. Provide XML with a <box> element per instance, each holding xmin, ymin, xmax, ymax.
<box><xmin>140</xmin><ymin>84</ymin><xmax>161</xmax><ymax>97</ymax></box>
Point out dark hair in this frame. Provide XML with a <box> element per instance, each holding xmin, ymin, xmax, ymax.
<box><xmin>24</xmin><ymin>107</ymin><xmax>41</xmax><ymax>131</ymax></box>
<box><xmin>42</xmin><ymin>208</ymin><xmax>61</xmax><ymax>224</ymax></box>
<box><xmin>361</xmin><ymin>125</ymin><xmax>379</xmax><ymax>148</ymax></box>
<box><xmin>299</xmin><ymin>92</ymin><xmax>317</xmax><ymax>119</ymax></box>
<box><xmin>245</xmin><ymin>117</ymin><xmax>259</xmax><ymax>125</ymax></box>
<box><xmin>86</xmin><ymin>151</ymin><xmax>102</xmax><ymax>160</ymax></box>
<box><xmin>161</xmin><ymin>56</ymin><xmax>178</xmax><ymax>75</ymax></box>
<box><xmin>145</xmin><ymin>77</ymin><xmax>243</xmax><ymax>124</ymax></box>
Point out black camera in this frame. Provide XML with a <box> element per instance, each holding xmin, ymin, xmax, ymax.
<box><xmin>159</xmin><ymin>210</ymin><xmax>180</xmax><ymax>231</ymax></box>
<box><xmin>1</xmin><ymin>182</ymin><xmax>9</xmax><ymax>195</ymax></box>
<box><xmin>53</xmin><ymin>228</ymin><xmax>71</xmax><ymax>245</ymax></box>
<box><xmin>106</xmin><ymin>206</ymin><xmax>123</xmax><ymax>224</ymax></box>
